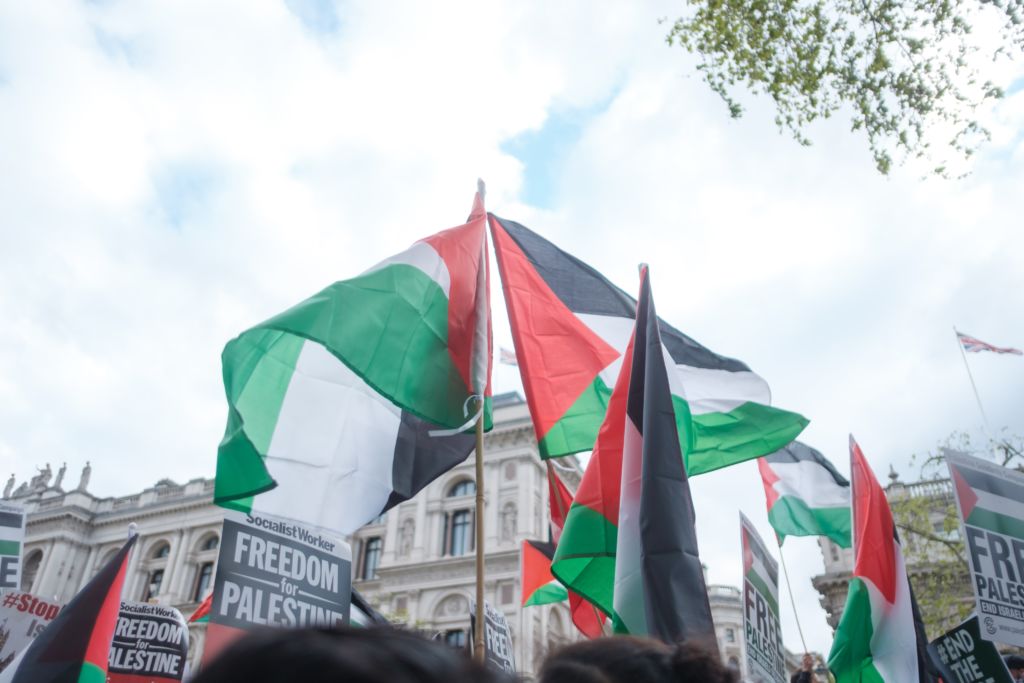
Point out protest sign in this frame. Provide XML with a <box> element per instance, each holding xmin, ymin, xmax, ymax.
<box><xmin>108</xmin><ymin>601</ymin><xmax>189</xmax><ymax>683</ymax></box>
<box><xmin>469</xmin><ymin>600</ymin><xmax>515</xmax><ymax>674</ymax></box>
<box><xmin>740</xmin><ymin>513</ymin><xmax>785</xmax><ymax>683</ymax></box>
<box><xmin>0</xmin><ymin>592</ymin><xmax>62</xmax><ymax>674</ymax></box>
<box><xmin>0</xmin><ymin>503</ymin><xmax>25</xmax><ymax>591</ymax></box>
<box><xmin>928</xmin><ymin>614</ymin><xmax>1013</xmax><ymax>683</ymax></box>
<box><xmin>201</xmin><ymin>511</ymin><xmax>351</xmax><ymax>665</ymax></box>
<box><xmin>945</xmin><ymin>450</ymin><xmax>1024</xmax><ymax>647</ymax></box>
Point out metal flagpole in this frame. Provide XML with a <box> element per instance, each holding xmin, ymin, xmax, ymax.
<box><xmin>953</xmin><ymin>326</ymin><xmax>991</xmax><ymax>430</ymax></box>
<box><xmin>777</xmin><ymin>540</ymin><xmax>808</xmax><ymax>654</ymax></box>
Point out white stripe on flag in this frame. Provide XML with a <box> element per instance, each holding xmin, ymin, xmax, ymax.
<box><xmin>363</xmin><ymin>241</ymin><xmax>451</xmax><ymax>297</ymax></box>
<box><xmin>613</xmin><ymin>418</ymin><xmax>646</xmax><ymax>635</ymax></box>
<box><xmin>974</xmin><ymin>488</ymin><xmax>1024</xmax><ymax>521</ymax></box>
<box><xmin>771</xmin><ymin>461</ymin><xmax>851</xmax><ymax>509</ymax></box>
<box><xmin>252</xmin><ymin>340</ymin><xmax>402</xmax><ymax>534</ymax></box>
<box><xmin>864</xmin><ymin>541</ymin><xmax>920</xmax><ymax>683</ymax></box>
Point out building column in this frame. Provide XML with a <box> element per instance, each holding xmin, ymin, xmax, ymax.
<box><xmin>164</xmin><ymin>528</ymin><xmax>189</xmax><ymax>603</ymax></box>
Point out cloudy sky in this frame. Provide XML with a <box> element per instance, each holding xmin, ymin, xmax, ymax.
<box><xmin>2</xmin><ymin>0</ymin><xmax>1023</xmax><ymax>655</ymax></box>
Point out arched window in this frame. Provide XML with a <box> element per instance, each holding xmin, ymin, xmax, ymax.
<box><xmin>361</xmin><ymin>537</ymin><xmax>382</xmax><ymax>580</ymax></box>
<box><xmin>443</xmin><ymin>630</ymin><xmax>467</xmax><ymax>648</ymax></box>
<box><xmin>725</xmin><ymin>627</ymin><xmax>735</xmax><ymax>643</ymax></box>
<box><xmin>443</xmin><ymin>510</ymin><xmax>473</xmax><ymax>556</ymax></box>
<box><xmin>201</xmin><ymin>536</ymin><xmax>219</xmax><ymax>552</ymax></box>
<box><xmin>447</xmin><ymin>480</ymin><xmax>475</xmax><ymax>498</ymax></box>
<box><xmin>21</xmin><ymin>550</ymin><xmax>42</xmax><ymax>592</ymax></box>
<box><xmin>193</xmin><ymin>562</ymin><xmax>214</xmax><ymax>602</ymax></box>
<box><xmin>142</xmin><ymin>541</ymin><xmax>171</xmax><ymax>602</ymax></box>
<box><xmin>151</xmin><ymin>543</ymin><xmax>170</xmax><ymax>559</ymax></box>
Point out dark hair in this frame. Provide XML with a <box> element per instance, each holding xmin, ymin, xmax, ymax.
<box><xmin>192</xmin><ymin>626</ymin><xmax>501</xmax><ymax>683</ymax></box>
<box><xmin>1006</xmin><ymin>654</ymin><xmax>1024</xmax><ymax>669</ymax></box>
<box><xmin>538</xmin><ymin>637</ymin><xmax>737</xmax><ymax>683</ymax></box>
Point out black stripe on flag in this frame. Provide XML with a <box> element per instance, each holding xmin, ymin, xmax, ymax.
<box><xmin>764</xmin><ymin>441</ymin><xmax>849</xmax><ymax>488</ymax></box>
<box><xmin>0</xmin><ymin>511</ymin><xmax>24</xmax><ymax>528</ymax></box>
<box><xmin>526</xmin><ymin>540</ymin><xmax>557</xmax><ymax>561</ymax></box>
<box><xmin>383</xmin><ymin>411</ymin><xmax>475</xmax><ymax>512</ymax></box>
<box><xmin>490</xmin><ymin>214</ymin><xmax>749</xmax><ymax>373</ymax></box>
<box><xmin>630</xmin><ymin>268</ymin><xmax>718</xmax><ymax>648</ymax></box>
<box><xmin>953</xmin><ymin>463</ymin><xmax>1024</xmax><ymax>502</ymax></box>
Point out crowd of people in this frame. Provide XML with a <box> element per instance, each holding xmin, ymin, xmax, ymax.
<box><xmin>191</xmin><ymin>626</ymin><xmax>739</xmax><ymax>683</ymax></box>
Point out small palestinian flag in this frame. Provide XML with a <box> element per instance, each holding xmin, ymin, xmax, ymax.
<box><xmin>521</xmin><ymin>541</ymin><xmax>569</xmax><ymax>607</ymax></box>
<box><xmin>189</xmin><ymin>593</ymin><xmax>212</xmax><ymax>624</ymax></box>
<box><xmin>828</xmin><ymin>437</ymin><xmax>938</xmax><ymax>683</ymax></box>
<box><xmin>758</xmin><ymin>441</ymin><xmax>852</xmax><ymax>548</ymax></box>
<box><xmin>1</xmin><ymin>535</ymin><xmax>135</xmax><ymax>683</ymax></box>
<box><xmin>215</xmin><ymin>191</ymin><xmax>491</xmax><ymax>534</ymax></box>
<box><xmin>946</xmin><ymin>449</ymin><xmax>1024</xmax><ymax>540</ymax></box>
<box><xmin>489</xmin><ymin>214</ymin><xmax>807</xmax><ymax>473</ymax></box>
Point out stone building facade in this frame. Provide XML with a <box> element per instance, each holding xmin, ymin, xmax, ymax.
<box><xmin>9</xmin><ymin>392</ymin><xmax>755</xmax><ymax>678</ymax></box>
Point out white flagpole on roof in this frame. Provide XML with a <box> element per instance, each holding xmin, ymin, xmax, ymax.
<box><xmin>953</xmin><ymin>326</ymin><xmax>991</xmax><ymax>431</ymax></box>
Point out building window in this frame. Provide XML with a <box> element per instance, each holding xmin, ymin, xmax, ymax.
<box><xmin>361</xmin><ymin>537</ymin><xmax>382</xmax><ymax>579</ymax></box>
<box><xmin>201</xmin><ymin>536</ymin><xmax>219</xmax><ymax>552</ymax></box>
<box><xmin>143</xmin><ymin>569</ymin><xmax>164</xmax><ymax>602</ymax></box>
<box><xmin>21</xmin><ymin>550</ymin><xmax>43</xmax><ymax>592</ymax></box>
<box><xmin>728</xmin><ymin>657</ymin><xmax>740</xmax><ymax>670</ymax></box>
<box><xmin>725</xmin><ymin>628</ymin><xmax>735</xmax><ymax>643</ymax></box>
<box><xmin>193</xmin><ymin>562</ymin><xmax>214</xmax><ymax>602</ymax></box>
<box><xmin>448</xmin><ymin>480</ymin><xmax>475</xmax><ymax>498</ymax></box>
<box><xmin>499</xmin><ymin>582</ymin><xmax>515</xmax><ymax>605</ymax></box>
<box><xmin>394</xmin><ymin>595</ymin><xmax>408</xmax><ymax>614</ymax></box>
<box><xmin>152</xmin><ymin>543</ymin><xmax>170</xmax><ymax>559</ymax></box>
<box><xmin>443</xmin><ymin>629</ymin><xmax>467</xmax><ymax>648</ymax></box>
<box><xmin>444</xmin><ymin>510</ymin><xmax>473</xmax><ymax>556</ymax></box>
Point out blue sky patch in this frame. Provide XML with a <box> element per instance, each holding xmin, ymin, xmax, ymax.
<box><xmin>152</xmin><ymin>162</ymin><xmax>220</xmax><ymax>229</ymax></box>
<box><xmin>284</xmin><ymin>0</ymin><xmax>341</xmax><ymax>36</ymax></box>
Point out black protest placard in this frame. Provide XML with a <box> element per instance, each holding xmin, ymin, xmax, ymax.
<box><xmin>928</xmin><ymin>615</ymin><xmax>1013</xmax><ymax>683</ymax></box>
<box><xmin>945</xmin><ymin>450</ymin><xmax>1024</xmax><ymax>648</ymax></box>
<box><xmin>203</xmin><ymin>511</ymin><xmax>351</xmax><ymax>665</ymax></box>
<box><xmin>470</xmin><ymin>600</ymin><xmax>515</xmax><ymax>674</ymax></box>
<box><xmin>108</xmin><ymin>601</ymin><xmax>189</xmax><ymax>683</ymax></box>
<box><xmin>0</xmin><ymin>501</ymin><xmax>26</xmax><ymax>590</ymax></box>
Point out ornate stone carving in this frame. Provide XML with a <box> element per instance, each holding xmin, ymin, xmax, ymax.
<box><xmin>398</xmin><ymin>519</ymin><xmax>414</xmax><ymax>559</ymax></box>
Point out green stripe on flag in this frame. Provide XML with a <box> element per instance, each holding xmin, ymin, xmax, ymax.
<box><xmin>525</xmin><ymin>582</ymin><xmax>569</xmax><ymax>607</ymax></box>
<box><xmin>77</xmin><ymin>661</ymin><xmax>108</xmax><ymax>683</ymax></box>
<box><xmin>968</xmin><ymin>508</ymin><xmax>1024</xmax><ymax>540</ymax></box>
<box><xmin>685</xmin><ymin>401</ymin><xmax>810</xmax><ymax>476</ymax></box>
<box><xmin>828</xmin><ymin>577</ymin><xmax>884</xmax><ymax>683</ymax></box>
<box><xmin>550</xmin><ymin>504</ymin><xmax>618</xmax><ymax>618</ymax></box>
<box><xmin>0</xmin><ymin>540</ymin><xmax>20</xmax><ymax>555</ymax></box>
<box><xmin>538</xmin><ymin>375</ymin><xmax>611</xmax><ymax>458</ymax></box>
<box><xmin>768</xmin><ymin>495</ymin><xmax>852</xmax><ymax>548</ymax></box>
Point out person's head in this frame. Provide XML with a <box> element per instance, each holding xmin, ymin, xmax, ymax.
<box><xmin>1005</xmin><ymin>654</ymin><xmax>1024</xmax><ymax>678</ymax></box>
<box><xmin>801</xmin><ymin>653</ymin><xmax>814</xmax><ymax>670</ymax></box>
<box><xmin>537</xmin><ymin>636</ymin><xmax>737</xmax><ymax>683</ymax></box>
<box><xmin>192</xmin><ymin>626</ymin><xmax>500</xmax><ymax>683</ymax></box>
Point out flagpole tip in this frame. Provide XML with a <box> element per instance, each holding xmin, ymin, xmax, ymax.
<box><xmin>477</xmin><ymin>178</ymin><xmax>486</xmax><ymax>198</ymax></box>
<box><xmin>128</xmin><ymin>522</ymin><xmax>138</xmax><ymax>539</ymax></box>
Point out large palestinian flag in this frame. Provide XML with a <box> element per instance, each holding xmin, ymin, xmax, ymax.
<box><xmin>489</xmin><ymin>214</ymin><xmax>807</xmax><ymax>473</ymax></box>
<box><xmin>828</xmin><ymin>437</ymin><xmax>937</xmax><ymax>683</ymax></box>
<box><xmin>758</xmin><ymin>441</ymin><xmax>852</xmax><ymax>547</ymax></box>
<box><xmin>555</xmin><ymin>268</ymin><xmax>715</xmax><ymax>644</ymax></box>
<box><xmin>215</xmin><ymin>193</ymin><xmax>491</xmax><ymax>534</ymax></box>
<box><xmin>1</xmin><ymin>535</ymin><xmax>135</xmax><ymax>683</ymax></box>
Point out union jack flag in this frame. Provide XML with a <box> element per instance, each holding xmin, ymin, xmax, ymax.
<box><xmin>499</xmin><ymin>346</ymin><xmax>518</xmax><ymax>366</ymax></box>
<box><xmin>957</xmin><ymin>331</ymin><xmax>1022</xmax><ymax>355</ymax></box>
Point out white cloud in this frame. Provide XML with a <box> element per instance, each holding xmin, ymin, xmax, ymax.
<box><xmin>1</xmin><ymin>0</ymin><xmax>1023</xmax><ymax>657</ymax></box>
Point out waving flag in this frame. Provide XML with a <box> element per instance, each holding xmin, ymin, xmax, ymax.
<box><xmin>828</xmin><ymin>437</ymin><xmax>938</xmax><ymax>683</ymax></box>
<box><xmin>758</xmin><ymin>441</ymin><xmax>852</xmax><ymax>547</ymax></box>
<box><xmin>215</xmin><ymin>193</ymin><xmax>491</xmax><ymax>534</ymax></box>
<box><xmin>521</xmin><ymin>541</ymin><xmax>569</xmax><ymax>607</ymax></box>
<box><xmin>956</xmin><ymin>331</ymin><xmax>1022</xmax><ymax>356</ymax></box>
<box><xmin>189</xmin><ymin>593</ymin><xmax>212</xmax><ymax>624</ymax></box>
<box><xmin>554</xmin><ymin>268</ymin><xmax>715</xmax><ymax>645</ymax></box>
<box><xmin>1</xmin><ymin>535</ymin><xmax>135</xmax><ymax>683</ymax></box>
<box><xmin>489</xmin><ymin>215</ymin><xmax>807</xmax><ymax>473</ymax></box>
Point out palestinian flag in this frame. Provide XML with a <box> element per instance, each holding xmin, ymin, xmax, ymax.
<box><xmin>828</xmin><ymin>437</ymin><xmax>938</xmax><ymax>683</ymax></box>
<box><xmin>546</xmin><ymin>465</ymin><xmax>606</xmax><ymax>639</ymax></box>
<box><xmin>758</xmin><ymin>441</ymin><xmax>852</xmax><ymax>548</ymax></box>
<box><xmin>554</xmin><ymin>268</ymin><xmax>716</xmax><ymax>643</ymax></box>
<box><xmin>946</xmin><ymin>450</ymin><xmax>1024</xmax><ymax>540</ymax></box>
<box><xmin>521</xmin><ymin>541</ymin><xmax>569</xmax><ymax>607</ymax></box>
<box><xmin>215</xmin><ymin>192</ymin><xmax>491</xmax><ymax>534</ymax></box>
<box><xmin>489</xmin><ymin>215</ymin><xmax>807</xmax><ymax>473</ymax></box>
<box><xmin>0</xmin><ymin>502</ymin><xmax>25</xmax><ymax>590</ymax></box>
<box><xmin>1</xmin><ymin>535</ymin><xmax>135</xmax><ymax>683</ymax></box>
<box><xmin>189</xmin><ymin>593</ymin><xmax>212</xmax><ymax>624</ymax></box>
